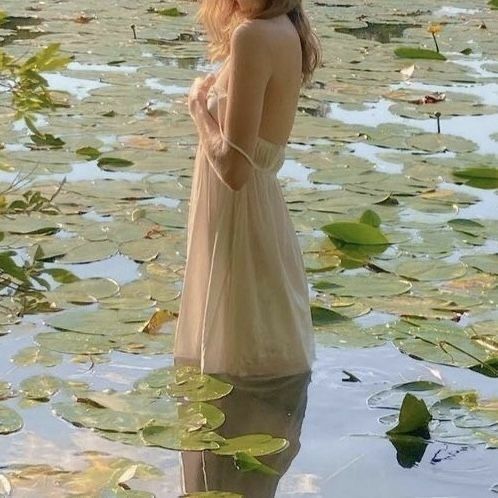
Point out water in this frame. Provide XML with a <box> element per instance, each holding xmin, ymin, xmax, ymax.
<box><xmin>1</xmin><ymin>1</ymin><xmax>498</xmax><ymax>496</ymax></box>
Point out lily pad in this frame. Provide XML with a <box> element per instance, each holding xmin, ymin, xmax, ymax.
<box><xmin>45</xmin><ymin>309</ymin><xmax>147</xmax><ymax>336</ymax></box>
<box><xmin>386</xmin><ymin>394</ymin><xmax>432</xmax><ymax>436</ymax></box>
<box><xmin>141</xmin><ymin>426</ymin><xmax>223</xmax><ymax>451</ymax></box>
<box><xmin>394</xmin><ymin>260</ymin><xmax>468</xmax><ymax>281</ymax></box>
<box><xmin>321</xmin><ymin>221</ymin><xmax>390</xmax><ymax>245</ymax></box>
<box><xmin>407</xmin><ymin>133</ymin><xmax>477</xmax><ymax>153</ymax></box>
<box><xmin>394</xmin><ymin>47</ymin><xmax>447</xmax><ymax>61</ymax></box>
<box><xmin>58</xmin><ymin>240</ymin><xmax>119</xmax><ymax>264</ymax></box>
<box><xmin>0</xmin><ymin>406</ymin><xmax>23</xmax><ymax>435</ymax></box>
<box><xmin>165</xmin><ymin>367</ymin><xmax>234</xmax><ymax>402</ymax></box>
<box><xmin>46</xmin><ymin>277</ymin><xmax>120</xmax><ymax>304</ymax></box>
<box><xmin>53</xmin><ymin>401</ymin><xmax>154</xmax><ymax>433</ymax></box>
<box><xmin>36</xmin><ymin>331</ymin><xmax>115</xmax><ymax>355</ymax></box>
<box><xmin>12</xmin><ymin>346</ymin><xmax>62</xmax><ymax>367</ymax></box>
<box><xmin>462</xmin><ymin>254</ymin><xmax>498</xmax><ymax>275</ymax></box>
<box><xmin>19</xmin><ymin>375</ymin><xmax>62</xmax><ymax>401</ymax></box>
<box><xmin>213</xmin><ymin>434</ymin><xmax>290</xmax><ymax>457</ymax></box>
<box><xmin>313</xmin><ymin>273</ymin><xmax>412</xmax><ymax>297</ymax></box>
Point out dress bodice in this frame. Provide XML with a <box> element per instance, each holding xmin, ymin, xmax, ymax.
<box><xmin>206</xmin><ymin>85</ymin><xmax>286</xmax><ymax>175</ymax></box>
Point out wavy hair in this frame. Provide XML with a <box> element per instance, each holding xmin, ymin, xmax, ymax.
<box><xmin>195</xmin><ymin>0</ymin><xmax>322</xmax><ymax>87</ymax></box>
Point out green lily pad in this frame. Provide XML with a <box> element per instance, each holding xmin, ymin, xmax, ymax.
<box><xmin>97</xmin><ymin>157</ymin><xmax>134</xmax><ymax>169</ymax></box>
<box><xmin>58</xmin><ymin>240</ymin><xmax>119</xmax><ymax>264</ymax></box>
<box><xmin>313</xmin><ymin>273</ymin><xmax>412</xmax><ymax>297</ymax></box>
<box><xmin>12</xmin><ymin>346</ymin><xmax>62</xmax><ymax>367</ymax></box>
<box><xmin>311</xmin><ymin>305</ymin><xmax>349</xmax><ymax>326</ymax></box>
<box><xmin>315</xmin><ymin>322</ymin><xmax>384</xmax><ymax>349</ymax></box>
<box><xmin>0</xmin><ymin>406</ymin><xmax>23</xmax><ymax>434</ymax></box>
<box><xmin>407</xmin><ymin>133</ymin><xmax>477</xmax><ymax>153</ymax></box>
<box><xmin>165</xmin><ymin>367</ymin><xmax>233</xmax><ymax>402</ymax></box>
<box><xmin>45</xmin><ymin>309</ymin><xmax>147</xmax><ymax>336</ymax></box>
<box><xmin>213</xmin><ymin>434</ymin><xmax>289</xmax><ymax>457</ymax></box>
<box><xmin>394</xmin><ymin>47</ymin><xmax>447</xmax><ymax>61</ymax></box>
<box><xmin>19</xmin><ymin>375</ymin><xmax>62</xmax><ymax>401</ymax></box>
<box><xmin>46</xmin><ymin>277</ymin><xmax>120</xmax><ymax>304</ymax></box>
<box><xmin>141</xmin><ymin>425</ymin><xmax>223</xmax><ymax>451</ymax></box>
<box><xmin>322</xmin><ymin>221</ymin><xmax>390</xmax><ymax>245</ymax></box>
<box><xmin>462</xmin><ymin>255</ymin><xmax>498</xmax><ymax>275</ymax></box>
<box><xmin>394</xmin><ymin>260</ymin><xmax>468</xmax><ymax>281</ymax></box>
<box><xmin>0</xmin><ymin>215</ymin><xmax>59</xmax><ymax>234</ymax></box>
<box><xmin>53</xmin><ymin>401</ymin><xmax>153</xmax><ymax>433</ymax></box>
<box><xmin>386</xmin><ymin>394</ymin><xmax>432</xmax><ymax>436</ymax></box>
<box><xmin>0</xmin><ymin>381</ymin><xmax>14</xmax><ymax>400</ymax></box>
<box><xmin>454</xmin><ymin>169</ymin><xmax>498</xmax><ymax>189</ymax></box>
<box><xmin>391</xmin><ymin>319</ymin><xmax>492</xmax><ymax>369</ymax></box>
<box><xmin>233</xmin><ymin>452</ymin><xmax>279</xmax><ymax>476</ymax></box>
<box><xmin>36</xmin><ymin>331</ymin><xmax>115</xmax><ymax>355</ymax></box>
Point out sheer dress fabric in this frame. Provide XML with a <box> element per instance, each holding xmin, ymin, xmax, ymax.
<box><xmin>173</xmin><ymin>69</ymin><xmax>315</xmax><ymax>378</ymax></box>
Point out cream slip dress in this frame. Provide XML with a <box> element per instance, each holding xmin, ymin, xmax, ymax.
<box><xmin>173</xmin><ymin>58</ymin><xmax>315</xmax><ymax>378</ymax></box>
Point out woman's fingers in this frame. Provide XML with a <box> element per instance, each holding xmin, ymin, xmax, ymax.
<box><xmin>188</xmin><ymin>73</ymin><xmax>217</xmax><ymax>118</ymax></box>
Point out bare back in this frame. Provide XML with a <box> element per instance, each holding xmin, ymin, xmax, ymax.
<box><xmin>215</xmin><ymin>15</ymin><xmax>302</xmax><ymax>146</ymax></box>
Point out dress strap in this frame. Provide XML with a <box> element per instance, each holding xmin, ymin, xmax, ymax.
<box><xmin>213</xmin><ymin>89</ymin><xmax>264</xmax><ymax>172</ymax></box>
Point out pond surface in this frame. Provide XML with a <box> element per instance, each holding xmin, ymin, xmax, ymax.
<box><xmin>1</xmin><ymin>1</ymin><xmax>497</xmax><ymax>497</ymax></box>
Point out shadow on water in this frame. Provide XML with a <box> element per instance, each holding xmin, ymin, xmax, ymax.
<box><xmin>0</xmin><ymin>16</ymin><xmax>49</xmax><ymax>46</ymax></box>
<box><xmin>180</xmin><ymin>372</ymin><xmax>311</xmax><ymax>498</ymax></box>
<box><xmin>335</xmin><ymin>22</ymin><xmax>419</xmax><ymax>44</ymax></box>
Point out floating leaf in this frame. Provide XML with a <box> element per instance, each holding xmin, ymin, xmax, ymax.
<box><xmin>141</xmin><ymin>425</ymin><xmax>223</xmax><ymax>451</ymax></box>
<box><xmin>310</xmin><ymin>305</ymin><xmax>348</xmax><ymax>326</ymax></box>
<box><xmin>12</xmin><ymin>346</ymin><xmax>62</xmax><ymax>367</ymax></box>
<box><xmin>321</xmin><ymin>222</ymin><xmax>390</xmax><ymax>245</ymax></box>
<box><xmin>394</xmin><ymin>47</ymin><xmax>447</xmax><ymax>60</ymax></box>
<box><xmin>394</xmin><ymin>260</ymin><xmax>467</xmax><ymax>281</ymax></box>
<box><xmin>45</xmin><ymin>309</ymin><xmax>147</xmax><ymax>336</ymax></box>
<box><xmin>233</xmin><ymin>452</ymin><xmax>279</xmax><ymax>476</ymax></box>
<box><xmin>98</xmin><ymin>157</ymin><xmax>134</xmax><ymax>169</ymax></box>
<box><xmin>360</xmin><ymin>209</ymin><xmax>381</xmax><ymax>228</ymax></box>
<box><xmin>76</xmin><ymin>146</ymin><xmax>101</xmax><ymax>160</ymax></box>
<box><xmin>453</xmin><ymin>167</ymin><xmax>498</xmax><ymax>189</ymax></box>
<box><xmin>462</xmin><ymin>254</ymin><xmax>498</xmax><ymax>275</ymax></box>
<box><xmin>0</xmin><ymin>381</ymin><xmax>14</xmax><ymax>401</ymax></box>
<box><xmin>58</xmin><ymin>240</ymin><xmax>118</xmax><ymax>264</ymax></box>
<box><xmin>165</xmin><ymin>367</ymin><xmax>233</xmax><ymax>402</ymax></box>
<box><xmin>313</xmin><ymin>273</ymin><xmax>412</xmax><ymax>297</ymax></box>
<box><xmin>19</xmin><ymin>375</ymin><xmax>62</xmax><ymax>401</ymax></box>
<box><xmin>213</xmin><ymin>434</ymin><xmax>289</xmax><ymax>457</ymax></box>
<box><xmin>46</xmin><ymin>277</ymin><xmax>119</xmax><ymax>304</ymax></box>
<box><xmin>386</xmin><ymin>394</ymin><xmax>432</xmax><ymax>436</ymax></box>
<box><xmin>0</xmin><ymin>406</ymin><xmax>23</xmax><ymax>435</ymax></box>
<box><xmin>53</xmin><ymin>401</ymin><xmax>153</xmax><ymax>433</ymax></box>
<box><xmin>36</xmin><ymin>331</ymin><xmax>114</xmax><ymax>355</ymax></box>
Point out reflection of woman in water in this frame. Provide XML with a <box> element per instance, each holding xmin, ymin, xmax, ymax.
<box><xmin>180</xmin><ymin>372</ymin><xmax>311</xmax><ymax>497</ymax></box>
<box><xmin>173</xmin><ymin>0</ymin><xmax>321</xmax><ymax>377</ymax></box>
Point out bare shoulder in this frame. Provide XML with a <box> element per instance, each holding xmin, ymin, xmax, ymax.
<box><xmin>231</xmin><ymin>20</ymin><xmax>271</xmax><ymax>53</ymax></box>
<box><xmin>231</xmin><ymin>17</ymin><xmax>299</xmax><ymax>57</ymax></box>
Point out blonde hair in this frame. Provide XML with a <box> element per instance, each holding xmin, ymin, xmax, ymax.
<box><xmin>195</xmin><ymin>0</ymin><xmax>322</xmax><ymax>87</ymax></box>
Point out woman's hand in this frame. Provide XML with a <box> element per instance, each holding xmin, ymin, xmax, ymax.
<box><xmin>188</xmin><ymin>73</ymin><xmax>216</xmax><ymax>122</ymax></box>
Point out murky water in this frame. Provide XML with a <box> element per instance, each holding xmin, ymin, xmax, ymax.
<box><xmin>1</xmin><ymin>1</ymin><xmax>498</xmax><ymax>497</ymax></box>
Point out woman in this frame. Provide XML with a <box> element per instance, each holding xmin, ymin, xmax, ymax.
<box><xmin>174</xmin><ymin>0</ymin><xmax>321</xmax><ymax>378</ymax></box>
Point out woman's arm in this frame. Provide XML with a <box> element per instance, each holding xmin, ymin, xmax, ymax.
<box><xmin>189</xmin><ymin>22</ymin><xmax>272</xmax><ymax>191</ymax></box>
